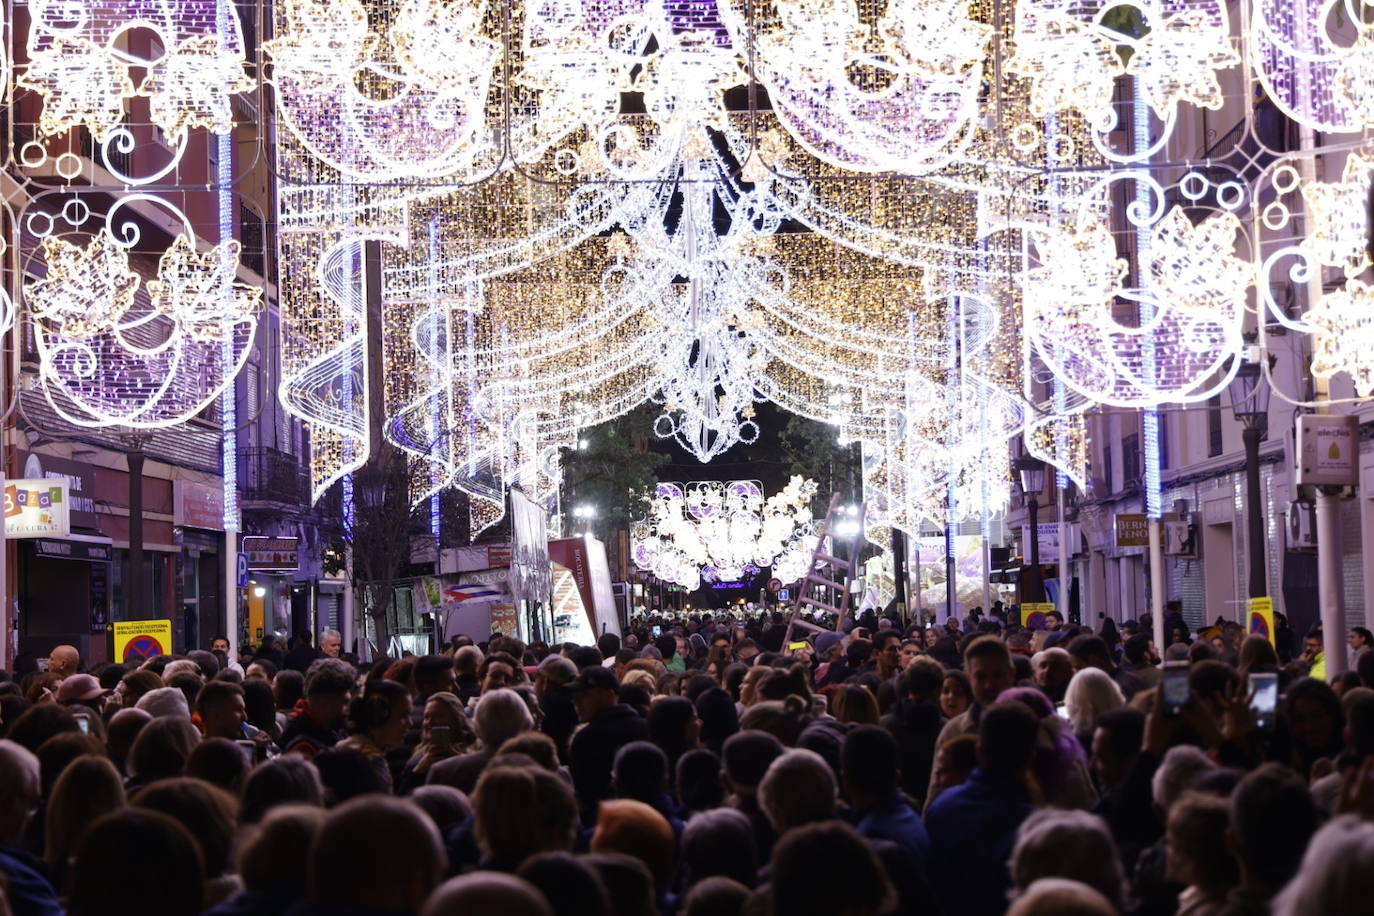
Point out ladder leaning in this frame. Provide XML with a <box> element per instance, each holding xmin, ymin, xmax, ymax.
<box><xmin>783</xmin><ymin>493</ymin><xmax>866</xmax><ymax>647</ymax></box>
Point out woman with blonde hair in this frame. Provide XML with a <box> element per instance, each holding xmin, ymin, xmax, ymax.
<box><xmin>45</xmin><ymin>756</ymin><xmax>126</xmax><ymax>892</ymax></box>
<box><xmin>1063</xmin><ymin>667</ymin><xmax>1125</xmax><ymax>751</ymax></box>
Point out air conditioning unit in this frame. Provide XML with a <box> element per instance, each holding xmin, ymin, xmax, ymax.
<box><xmin>1288</xmin><ymin>501</ymin><xmax>1318</xmax><ymax>551</ymax></box>
<box><xmin>1164</xmin><ymin>520</ymin><xmax>1197</xmax><ymax>557</ymax></box>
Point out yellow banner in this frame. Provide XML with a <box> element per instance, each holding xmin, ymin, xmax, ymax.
<box><xmin>113</xmin><ymin>619</ymin><xmax>174</xmax><ymax>663</ymax></box>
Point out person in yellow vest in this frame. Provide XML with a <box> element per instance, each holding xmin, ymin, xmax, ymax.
<box><xmin>1301</xmin><ymin>630</ymin><xmax>1327</xmax><ymax>682</ymax></box>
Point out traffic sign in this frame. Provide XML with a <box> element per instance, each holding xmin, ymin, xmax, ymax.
<box><xmin>236</xmin><ymin>552</ymin><xmax>250</xmax><ymax>588</ymax></box>
<box><xmin>113</xmin><ymin>619</ymin><xmax>173</xmax><ymax>662</ymax></box>
<box><xmin>768</xmin><ymin>578</ymin><xmax>782</xmax><ymax>593</ymax></box>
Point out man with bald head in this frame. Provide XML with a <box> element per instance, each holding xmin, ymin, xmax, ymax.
<box><xmin>46</xmin><ymin>645</ymin><xmax>80</xmax><ymax>679</ymax></box>
<box><xmin>0</xmin><ymin>740</ymin><xmax>63</xmax><ymax>916</ymax></box>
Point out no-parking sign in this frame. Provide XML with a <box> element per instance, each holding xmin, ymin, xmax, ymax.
<box><xmin>113</xmin><ymin>619</ymin><xmax>173</xmax><ymax>663</ymax></box>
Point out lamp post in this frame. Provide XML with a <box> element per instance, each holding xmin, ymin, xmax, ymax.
<box><xmin>1228</xmin><ymin>346</ymin><xmax>1275</xmax><ymax>600</ymax></box>
<box><xmin>1014</xmin><ymin>454</ymin><xmax>1047</xmax><ymax>604</ymax></box>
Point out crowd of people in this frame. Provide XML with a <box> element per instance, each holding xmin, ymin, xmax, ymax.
<box><xmin>1</xmin><ymin>604</ymin><xmax>1372</xmax><ymax>916</ymax></box>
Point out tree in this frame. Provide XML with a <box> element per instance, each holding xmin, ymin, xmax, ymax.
<box><xmin>776</xmin><ymin>413</ymin><xmax>862</xmax><ymax>515</ymax></box>
<box><xmin>319</xmin><ymin>443</ymin><xmax>462</xmax><ymax>656</ymax></box>
<box><xmin>558</xmin><ymin>404</ymin><xmax>670</xmax><ymax>533</ymax></box>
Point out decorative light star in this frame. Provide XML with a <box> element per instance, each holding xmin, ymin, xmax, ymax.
<box><xmin>138</xmin><ymin>35</ymin><xmax>254</xmax><ymax>135</ymax></box>
<box><xmin>1148</xmin><ymin>209</ymin><xmax>1251</xmax><ymax>321</ymax></box>
<box><xmin>1301</xmin><ymin>154</ymin><xmax>1374</xmax><ymax>278</ymax></box>
<box><xmin>1126</xmin><ymin>11</ymin><xmax>1239</xmax><ymax>114</ymax></box>
<box><xmin>18</xmin><ymin>37</ymin><xmax>133</xmax><ymax>139</ymax></box>
<box><xmin>25</xmin><ymin>234</ymin><xmax>140</xmax><ymax>339</ymax></box>
<box><xmin>145</xmin><ymin>237</ymin><xmax>264</xmax><ymax>342</ymax></box>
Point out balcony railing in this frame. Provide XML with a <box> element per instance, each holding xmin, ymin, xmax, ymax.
<box><xmin>238</xmin><ymin>447</ymin><xmax>308</xmax><ymax>505</ymax></box>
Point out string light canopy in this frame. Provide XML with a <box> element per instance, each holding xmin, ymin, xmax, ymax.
<box><xmin>5</xmin><ymin>0</ymin><xmax>1371</xmax><ymax>549</ymax></box>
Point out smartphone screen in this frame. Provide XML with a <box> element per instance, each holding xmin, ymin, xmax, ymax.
<box><xmin>1162</xmin><ymin>661</ymin><xmax>1190</xmax><ymax>716</ymax></box>
<box><xmin>1250</xmin><ymin>672</ymin><xmax>1278</xmax><ymax>728</ymax></box>
<box><xmin>432</xmin><ymin>725</ymin><xmax>452</xmax><ymax>751</ymax></box>
<box><xmin>651</xmin><ymin>626</ymin><xmax>661</xmax><ymax>638</ymax></box>
<box><xmin>74</xmin><ymin>714</ymin><xmax>90</xmax><ymax>734</ymax></box>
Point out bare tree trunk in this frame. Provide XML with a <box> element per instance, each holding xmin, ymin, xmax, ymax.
<box><xmin>368</xmin><ymin>582</ymin><xmax>392</xmax><ymax>660</ymax></box>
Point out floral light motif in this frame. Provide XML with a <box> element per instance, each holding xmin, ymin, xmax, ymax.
<box><xmin>1022</xmin><ymin>203</ymin><xmax>1250</xmax><ymax>406</ymax></box>
<box><xmin>1006</xmin><ymin>0</ymin><xmax>1238</xmax><ymax>119</ymax></box>
<box><xmin>1125</xmin><ymin>10</ymin><xmax>1238</xmax><ymax>113</ymax></box>
<box><xmin>137</xmin><ymin>35</ymin><xmax>254</xmax><ymax>135</ymax></box>
<box><xmin>1301</xmin><ymin>154</ymin><xmax>1374</xmax><ymax>279</ymax></box>
<box><xmin>26</xmin><ymin>234</ymin><xmax>141</xmax><ymax>339</ymax></box>
<box><xmin>17</xmin><ymin>38</ymin><xmax>135</xmax><ymax>139</ymax></box>
<box><xmin>25</xmin><ymin>225</ymin><xmax>261</xmax><ymax>429</ymax></box>
<box><xmin>19</xmin><ymin>0</ymin><xmax>254</xmax><ymax>140</ymax></box>
<box><xmin>1308</xmin><ymin>281</ymin><xmax>1374</xmax><ymax>397</ymax></box>
<box><xmin>145</xmin><ymin>237</ymin><xmax>263</xmax><ymax>341</ymax></box>
<box><xmin>1005</xmin><ymin>12</ymin><xmax>1120</xmax><ymax>117</ymax></box>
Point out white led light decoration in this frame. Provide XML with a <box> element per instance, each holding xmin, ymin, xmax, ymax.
<box><xmin>1021</xmin><ymin>195</ymin><xmax>1252</xmax><ymax>408</ymax></box>
<box><xmin>1005</xmin><ymin>0</ymin><xmax>1237</xmax><ymax>121</ymax></box>
<box><xmin>1300</xmin><ymin>154</ymin><xmax>1374</xmax><ymax>280</ymax></box>
<box><xmin>1251</xmin><ymin>0</ymin><xmax>1374</xmax><ymax>131</ymax></box>
<box><xmin>631</xmin><ymin>478</ymin><xmax>819</xmax><ymax>589</ymax></box>
<box><xmin>1308</xmin><ymin>281</ymin><xmax>1374</xmax><ymax>397</ymax></box>
<box><xmin>18</xmin><ymin>0</ymin><xmax>254</xmax><ymax>142</ymax></box>
<box><xmin>25</xmin><ymin>225</ymin><xmax>260</xmax><ymax>429</ymax></box>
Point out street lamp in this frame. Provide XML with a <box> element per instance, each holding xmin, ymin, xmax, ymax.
<box><xmin>1228</xmin><ymin>344</ymin><xmax>1276</xmax><ymax>599</ymax></box>
<box><xmin>1014</xmin><ymin>454</ymin><xmax>1047</xmax><ymax>603</ymax></box>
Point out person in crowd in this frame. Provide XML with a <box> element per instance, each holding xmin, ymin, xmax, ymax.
<box><xmin>1165</xmin><ymin>791</ymin><xmax>1237</xmax><ymax>916</ymax></box>
<box><xmin>1064</xmin><ymin>666</ymin><xmax>1126</xmax><ymax>752</ymax></box>
<box><xmin>767</xmin><ymin>821</ymin><xmax>894</xmax><ymax>916</ymax></box>
<box><xmin>1008</xmin><ymin>810</ymin><xmax>1126</xmax><ymax>913</ymax></box>
<box><xmin>338</xmin><ymin>679</ymin><xmax>412</xmax><ymax>791</ymax></box>
<box><xmin>279</xmin><ymin>658</ymin><xmax>355</xmax><ymax>759</ymax></box>
<box><xmin>0</xmin><ymin>740</ymin><xmax>62</xmax><ymax>916</ymax></box>
<box><xmin>67</xmin><ymin>808</ymin><xmax>205</xmax><ymax>916</ymax></box>
<box><xmin>298</xmin><ymin>797</ymin><xmax>445</xmax><ymax>916</ymax></box>
<box><xmin>568</xmin><ymin>667</ymin><xmax>650</xmax><ymax>822</ymax></box>
<box><xmin>283</xmin><ymin>632</ymin><xmax>322</xmax><ymax>673</ymax></box>
<box><xmin>840</xmin><ymin>724</ymin><xmax>929</xmax><ymax>868</ymax></box>
<box><xmin>926</xmin><ymin>701</ymin><xmax>1039</xmax><ymax>916</ymax></box>
<box><xmin>427</xmin><ymin>687</ymin><xmax>532</xmax><ymax>793</ymax></box>
<box><xmin>45</xmin><ymin>646</ymin><xmax>80</xmax><ymax>681</ymax></box>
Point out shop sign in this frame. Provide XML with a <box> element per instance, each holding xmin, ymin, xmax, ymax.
<box><xmin>174</xmin><ymin>480</ymin><xmax>226</xmax><ymax>531</ymax></box>
<box><xmin>242</xmin><ymin>535</ymin><xmax>299</xmax><ymax>571</ymax></box>
<box><xmin>18</xmin><ymin>451</ymin><xmax>97</xmax><ymax>528</ymax></box>
<box><xmin>5</xmin><ymin>479</ymin><xmax>71</xmax><ymax>538</ymax></box>
<box><xmin>33</xmin><ymin>538</ymin><xmax>111</xmax><ymax>562</ymax></box>
<box><xmin>1115</xmin><ymin>513</ymin><xmax>1149</xmax><ymax>548</ymax></box>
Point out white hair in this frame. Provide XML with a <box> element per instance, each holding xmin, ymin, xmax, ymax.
<box><xmin>1007</xmin><ymin>878</ymin><xmax>1116</xmax><ymax>916</ymax></box>
<box><xmin>161</xmin><ymin>659</ymin><xmax>203</xmax><ymax>681</ymax></box>
<box><xmin>1271</xmin><ymin>816</ymin><xmax>1374</xmax><ymax>916</ymax></box>
<box><xmin>135</xmin><ymin>686</ymin><xmax>192</xmax><ymax>719</ymax></box>
<box><xmin>1063</xmin><ymin>667</ymin><xmax>1125</xmax><ymax>735</ymax></box>
<box><xmin>1150</xmin><ymin>745</ymin><xmax>1214</xmax><ymax>810</ymax></box>
<box><xmin>474</xmin><ymin>688</ymin><xmax>533</xmax><ymax>748</ymax></box>
<box><xmin>757</xmin><ymin>748</ymin><xmax>836</xmax><ymax>832</ymax></box>
<box><xmin>1009</xmin><ymin>809</ymin><xmax>1125</xmax><ymax>912</ymax></box>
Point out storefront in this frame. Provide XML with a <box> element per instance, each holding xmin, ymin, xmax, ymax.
<box><xmin>17</xmin><ymin>535</ymin><xmax>113</xmax><ymax>664</ymax></box>
<box><xmin>174</xmin><ymin>480</ymin><xmax>227</xmax><ymax>652</ymax></box>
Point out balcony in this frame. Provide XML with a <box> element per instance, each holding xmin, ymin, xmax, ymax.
<box><xmin>238</xmin><ymin>447</ymin><xmax>308</xmax><ymax>505</ymax></box>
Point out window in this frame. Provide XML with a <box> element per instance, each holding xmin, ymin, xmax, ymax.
<box><xmin>1122</xmin><ymin>433</ymin><xmax>1140</xmax><ymax>488</ymax></box>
